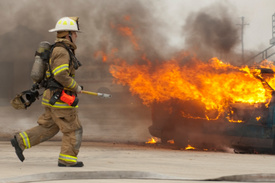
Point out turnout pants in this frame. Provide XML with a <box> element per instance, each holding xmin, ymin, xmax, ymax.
<box><xmin>16</xmin><ymin>106</ymin><xmax>83</xmax><ymax>165</ymax></box>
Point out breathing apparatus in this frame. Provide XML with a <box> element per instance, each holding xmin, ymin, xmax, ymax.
<box><xmin>31</xmin><ymin>41</ymin><xmax>52</xmax><ymax>83</ymax></box>
<box><xmin>11</xmin><ymin>38</ymin><xmax>53</xmax><ymax>110</ymax></box>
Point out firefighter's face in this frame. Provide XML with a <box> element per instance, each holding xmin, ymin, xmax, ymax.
<box><xmin>71</xmin><ymin>32</ymin><xmax>77</xmax><ymax>43</ymax></box>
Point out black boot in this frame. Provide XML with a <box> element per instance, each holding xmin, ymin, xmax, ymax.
<box><xmin>10</xmin><ymin>135</ymin><xmax>25</xmax><ymax>162</ymax></box>
<box><xmin>58</xmin><ymin>161</ymin><xmax>84</xmax><ymax>167</ymax></box>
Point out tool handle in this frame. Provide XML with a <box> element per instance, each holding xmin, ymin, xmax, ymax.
<box><xmin>81</xmin><ymin>90</ymin><xmax>98</xmax><ymax>96</ymax></box>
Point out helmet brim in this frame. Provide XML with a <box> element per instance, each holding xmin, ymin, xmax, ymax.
<box><xmin>48</xmin><ymin>28</ymin><xmax>80</xmax><ymax>33</ymax></box>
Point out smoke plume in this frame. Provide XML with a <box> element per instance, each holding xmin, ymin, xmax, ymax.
<box><xmin>182</xmin><ymin>3</ymin><xmax>241</xmax><ymax>63</ymax></box>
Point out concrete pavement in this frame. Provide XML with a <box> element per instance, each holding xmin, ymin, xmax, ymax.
<box><xmin>1</xmin><ymin>141</ymin><xmax>275</xmax><ymax>183</ymax></box>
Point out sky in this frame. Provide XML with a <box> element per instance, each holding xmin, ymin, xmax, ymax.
<box><xmin>158</xmin><ymin>0</ymin><xmax>275</xmax><ymax>52</ymax></box>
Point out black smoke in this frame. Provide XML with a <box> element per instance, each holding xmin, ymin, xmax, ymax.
<box><xmin>182</xmin><ymin>3</ymin><xmax>241</xmax><ymax>63</ymax></box>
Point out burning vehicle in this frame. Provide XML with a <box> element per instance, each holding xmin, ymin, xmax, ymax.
<box><xmin>148</xmin><ymin>66</ymin><xmax>275</xmax><ymax>153</ymax></box>
<box><xmin>110</xmin><ymin>56</ymin><xmax>275</xmax><ymax>154</ymax></box>
<box><xmin>92</xmin><ymin>9</ymin><xmax>275</xmax><ymax>153</ymax></box>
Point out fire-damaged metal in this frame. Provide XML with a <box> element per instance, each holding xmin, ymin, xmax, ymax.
<box><xmin>148</xmin><ymin>68</ymin><xmax>275</xmax><ymax>153</ymax></box>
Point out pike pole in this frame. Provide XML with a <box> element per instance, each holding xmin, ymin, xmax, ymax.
<box><xmin>81</xmin><ymin>90</ymin><xmax>112</xmax><ymax>98</ymax></box>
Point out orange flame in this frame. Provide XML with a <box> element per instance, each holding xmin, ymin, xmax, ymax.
<box><xmin>95</xmin><ymin>51</ymin><xmax>108</xmax><ymax>62</ymax></box>
<box><xmin>123</xmin><ymin>15</ymin><xmax>131</xmax><ymax>21</ymax></box>
<box><xmin>95</xmin><ymin>49</ymin><xmax>119</xmax><ymax>63</ymax></box>
<box><xmin>110</xmin><ymin>57</ymin><xmax>273</xmax><ymax>120</ymax></box>
<box><xmin>227</xmin><ymin>118</ymin><xmax>243</xmax><ymax>123</ymax></box>
<box><xmin>185</xmin><ymin>144</ymin><xmax>196</xmax><ymax>150</ymax></box>
<box><xmin>256</xmin><ymin>116</ymin><xmax>261</xmax><ymax>121</ymax></box>
<box><xmin>110</xmin><ymin>17</ymin><xmax>140</xmax><ymax>51</ymax></box>
<box><xmin>167</xmin><ymin>140</ymin><xmax>175</xmax><ymax>144</ymax></box>
<box><xmin>117</xmin><ymin>26</ymin><xmax>139</xmax><ymax>50</ymax></box>
<box><xmin>146</xmin><ymin>137</ymin><xmax>159</xmax><ymax>144</ymax></box>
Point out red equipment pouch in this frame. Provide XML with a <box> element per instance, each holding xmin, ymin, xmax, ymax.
<box><xmin>60</xmin><ymin>90</ymin><xmax>79</xmax><ymax>106</ymax></box>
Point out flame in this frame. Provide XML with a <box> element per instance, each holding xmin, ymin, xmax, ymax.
<box><xmin>146</xmin><ymin>137</ymin><xmax>159</xmax><ymax>144</ymax></box>
<box><xmin>227</xmin><ymin>118</ymin><xmax>243</xmax><ymax>123</ymax></box>
<box><xmin>95</xmin><ymin>51</ymin><xmax>107</xmax><ymax>62</ymax></box>
<box><xmin>110</xmin><ymin>56</ymin><xmax>274</xmax><ymax>120</ymax></box>
<box><xmin>123</xmin><ymin>15</ymin><xmax>131</xmax><ymax>21</ymax></box>
<box><xmin>110</xmin><ymin>58</ymin><xmax>271</xmax><ymax>106</ymax></box>
<box><xmin>118</xmin><ymin>26</ymin><xmax>139</xmax><ymax>50</ymax></box>
<box><xmin>167</xmin><ymin>140</ymin><xmax>174</xmax><ymax>144</ymax></box>
<box><xmin>95</xmin><ymin>48</ymin><xmax>119</xmax><ymax>63</ymax></box>
<box><xmin>185</xmin><ymin>145</ymin><xmax>196</xmax><ymax>150</ymax></box>
<box><xmin>110</xmin><ymin>18</ymin><xmax>140</xmax><ymax>51</ymax></box>
<box><xmin>256</xmin><ymin>116</ymin><xmax>261</xmax><ymax>121</ymax></box>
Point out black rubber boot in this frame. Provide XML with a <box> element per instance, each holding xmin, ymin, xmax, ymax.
<box><xmin>58</xmin><ymin>161</ymin><xmax>84</xmax><ymax>167</ymax></box>
<box><xmin>10</xmin><ymin>136</ymin><xmax>25</xmax><ymax>162</ymax></box>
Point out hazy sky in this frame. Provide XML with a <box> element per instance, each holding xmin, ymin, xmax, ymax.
<box><xmin>158</xmin><ymin>0</ymin><xmax>275</xmax><ymax>53</ymax></box>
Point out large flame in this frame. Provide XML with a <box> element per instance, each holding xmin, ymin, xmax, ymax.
<box><xmin>99</xmin><ymin>15</ymin><xmax>275</xmax><ymax>121</ymax></box>
<box><xmin>110</xmin><ymin>57</ymin><xmax>274</xmax><ymax>118</ymax></box>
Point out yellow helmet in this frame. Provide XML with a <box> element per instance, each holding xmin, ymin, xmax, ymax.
<box><xmin>49</xmin><ymin>17</ymin><xmax>80</xmax><ymax>32</ymax></box>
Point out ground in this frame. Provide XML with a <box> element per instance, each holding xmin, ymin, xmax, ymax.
<box><xmin>2</xmin><ymin>90</ymin><xmax>275</xmax><ymax>183</ymax></box>
<box><xmin>1</xmin><ymin>141</ymin><xmax>275</xmax><ymax>183</ymax></box>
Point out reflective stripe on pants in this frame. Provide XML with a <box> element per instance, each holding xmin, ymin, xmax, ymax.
<box><xmin>19</xmin><ymin>132</ymin><xmax>31</xmax><ymax>149</ymax></box>
<box><xmin>59</xmin><ymin>153</ymin><xmax>77</xmax><ymax>163</ymax></box>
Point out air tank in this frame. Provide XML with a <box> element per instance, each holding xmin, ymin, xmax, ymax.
<box><xmin>30</xmin><ymin>41</ymin><xmax>51</xmax><ymax>83</ymax></box>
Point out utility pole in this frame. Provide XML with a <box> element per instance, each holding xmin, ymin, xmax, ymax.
<box><xmin>237</xmin><ymin>17</ymin><xmax>249</xmax><ymax>64</ymax></box>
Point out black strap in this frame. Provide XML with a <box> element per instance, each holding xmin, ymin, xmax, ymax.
<box><xmin>48</xmin><ymin>43</ymin><xmax>57</xmax><ymax>79</ymax></box>
<box><xmin>46</xmin><ymin>42</ymin><xmax>81</xmax><ymax>91</ymax></box>
<box><xmin>20</xmin><ymin>89</ymin><xmax>39</xmax><ymax>108</ymax></box>
<box><xmin>35</xmin><ymin>50</ymin><xmax>51</xmax><ymax>60</ymax></box>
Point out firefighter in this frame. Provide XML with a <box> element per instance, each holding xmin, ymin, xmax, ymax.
<box><xmin>10</xmin><ymin>17</ymin><xmax>84</xmax><ymax>167</ymax></box>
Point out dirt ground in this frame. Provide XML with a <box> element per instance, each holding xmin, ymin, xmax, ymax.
<box><xmin>1</xmin><ymin>141</ymin><xmax>275</xmax><ymax>183</ymax></box>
